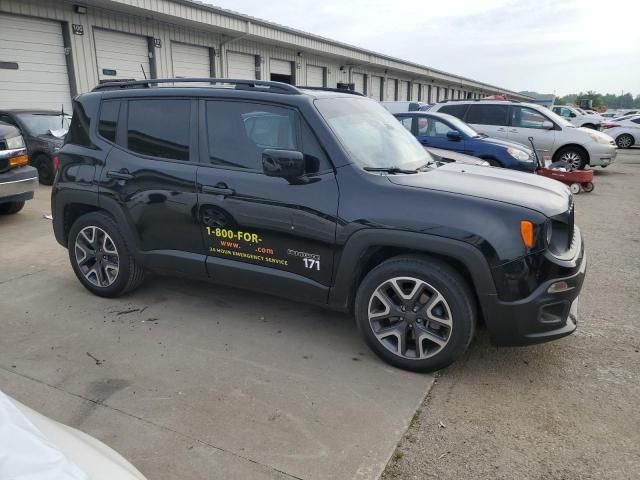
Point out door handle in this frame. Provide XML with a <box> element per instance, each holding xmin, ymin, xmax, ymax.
<box><xmin>107</xmin><ymin>169</ymin><xmax>133</xmax><ymax>181</ymax></box>
<box><xmin>509</xmin><ymin>129</ymin><xmax>518</xmax><ymax>133</ymax></box>
<box><xmin>496</xmin><ymin>128</ymin><xmax>506</xmax><ymax>132</ymax></box>
<box><xmin>201</xmin><ymin>183</ymin><xmax>235</xmax><ymax>196</ymax></box>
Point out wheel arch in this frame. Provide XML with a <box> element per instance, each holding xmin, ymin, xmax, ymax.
<box><xmin>329</xmin><ymin>230</ymin><xmax>496</xmax><ymax>320</ymax></box>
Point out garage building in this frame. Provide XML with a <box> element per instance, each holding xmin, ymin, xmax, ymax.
<box><xmin>0</xmin><ymin>0</ymin><xmax>531</xmax><ymax>112</ymax></box>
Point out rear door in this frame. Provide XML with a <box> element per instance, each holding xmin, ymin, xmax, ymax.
<box><xmin>96</xmin><ymin>97</ymin><xmax>204</xmax><ymax>275</ymax></box>
<box><xmin>196</xmin><ymin>99</ymin><xmax>338</xmax><ymax>303</ymax></box>
<box><xmin>465</xmin><ymin>103</ymin><xmax>510</xmax><ymax>140</ymax></box>
<box><xmin>508</xmin><ymin>105</ymin><xmax>556</xmax><ymax>157</ymax></box>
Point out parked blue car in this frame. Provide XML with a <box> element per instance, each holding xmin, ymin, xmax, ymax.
<box><xmin>394</xmin><ymin>111</ymin><xmax>536</xmax><ymax>172</ymax></box>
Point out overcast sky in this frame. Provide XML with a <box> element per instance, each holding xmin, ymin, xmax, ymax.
<box><xmin>203</xmin><ymin>0</ymin><xmax>639</xmax><ymax>96</ymax></box>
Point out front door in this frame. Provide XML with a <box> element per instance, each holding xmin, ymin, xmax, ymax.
<box><xmin>196</xmin><ymin>99</ymin><xmax>338</xmax><ymax>304</ymax></box>
<box><xmin>96</xmin><ymin>98</ymin><xmax>205</xmax><ymax>275</ymax></box>
<box><xmin>416</xmin><ymin>116</ymin><xmax>466</xmax><ymax>153</ymax></box>
<box><xmin>507</xmin><ymin>105</ymin><xmax>556</xmax><ymax>161</ymax></box>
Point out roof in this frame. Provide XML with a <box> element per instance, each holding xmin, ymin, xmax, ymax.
<box><xmin>0</xmin><ymin>109</ymin><xmax>69</xmax><ymax>115</ymax></box>
<box><xmin>103</xmin><ymin>0</ymin><xmax>532</xmax><ymax>99</ymax></box>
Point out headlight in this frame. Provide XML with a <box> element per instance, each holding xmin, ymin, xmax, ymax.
<box><xmin>545</xmin><ymin>221</ymin><xmax>553</xmax><ymax>245</ymax></box>
<box><xmin>589</xmin><ymin>132</ymin><xmax>613</xmax><ymax>145</ymax></box>
<box><xmin>6</xmin><ymin>135</ymin><xmax>25</xmax><ymax>149</ymax></box>
<box><xmin>507</xmin><ymin>148</ymin><xmax>533</xmax><ymax>161</ymax></box>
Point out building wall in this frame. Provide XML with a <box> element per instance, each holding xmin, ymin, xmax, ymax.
<box><xmin>0</xmin><ymin>0</ymin><xmax>530</xmax><ymax>101</ymax></box>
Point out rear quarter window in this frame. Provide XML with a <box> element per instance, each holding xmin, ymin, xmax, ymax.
<box><xmin>65</xmin><ymin>101</ymin><xmax>93</xmax><ymax>147</ymax></box>
<box><xmin>438</xmin><ymin>104</ymin><xmax>469</xmax><ymax>120</ymax></box>
<box><xmin>466</xmin><ymin>104</ymin><xmax>509</xmax><ymax>126</ymax></box>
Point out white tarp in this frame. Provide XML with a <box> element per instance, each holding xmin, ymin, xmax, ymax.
<box><xmin>0</xmin><ymin>390</ymin><xmax>87</xmax><ymax>479</ymax></box>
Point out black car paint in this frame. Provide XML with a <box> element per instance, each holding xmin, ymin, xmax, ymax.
<box><xmin>52</xmin><ymin>87</ymin><xmax>585</xmax><ymax>346</ymax></box>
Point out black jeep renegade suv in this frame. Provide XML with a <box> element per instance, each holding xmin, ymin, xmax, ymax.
<box><xmin>51</xmin><ymin>79</ymin><xmax>586</xmax><ymax>372</ymax></box>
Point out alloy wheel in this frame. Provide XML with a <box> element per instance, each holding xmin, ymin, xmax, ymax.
<box><xmin>617</xmin><ymin>135</ymin><xmax>633</xmax><ymax>149</ymax></box>
<box><xmin>74</xmin><ymin>226</ymin><xmax>120</xmax><ymax>287</ymax></box>
<box><xmin>559</xmin><ymin>151</ymin><xmax>583</xmax><ymax>169</ymax></box>
<box><xmin>367</xmin><ymin>277</ymin><xmax>453</xmax><ymax>360</ymax></box>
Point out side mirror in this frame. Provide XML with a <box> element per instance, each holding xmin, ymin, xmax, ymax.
<box><xmin>262</xmin><ymin>149</ymin><xmax>305</xmax><ymax>178</ymax></box>
<box><xmin>446</xmin><ymin>130</ymin><xmax>462</xmax><ymax>141</ymax></box>
<box><xmin>542</xmin><ymin>120</ymin><xmax>554</xmax><ymax>130</ymax></box>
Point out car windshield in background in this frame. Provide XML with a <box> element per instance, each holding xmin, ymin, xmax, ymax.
<box><xmin>17</xmin><ymin>113</ymin><xmax>71</xmax><ymax>137</ymax></box>
<box><xmin>315</xmin><ymin>97</ymin><xmax>432</xmax><ymax>171</ymax></box>
<box><xmin>540</xmin><ymin>108</ymin><xmax>574</xmax><ymax>127</ymax></box>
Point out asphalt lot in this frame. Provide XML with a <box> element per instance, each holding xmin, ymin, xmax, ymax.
<box><xmin>0</xmin><ymin>189</ymin><xmax>431</xmax><ymax>479</ymax></box>
<box><xmin>383</xmin><ymin>148</ymin><xmax>640</xmax><ymax>480</ymax></box>
<box><xmin>1</xmin><ymin>149</ymin><xmax>638</xmax><ymax>479</ymax></box>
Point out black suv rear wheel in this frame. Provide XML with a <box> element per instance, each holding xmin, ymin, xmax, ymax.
<box><xmin>354</xmin><ymin>255</ymin><xmax>476</xmax><ymax>372</ymax></box>
<box><xmin>68</xmin><ymin>211</ymin><xmax>145</xmax><ymax>297</ymax></box>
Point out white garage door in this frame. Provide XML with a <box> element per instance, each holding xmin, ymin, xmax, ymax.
<box><xmin>399</xmin><ymin>81</ymin><xmax>409</xmax><ymax>101</ymax></box>
<box><xmin>172</xmin><ymin>42</ymin><xmax>210</xmax><ymax>78</ymax></box>
<box><xmin>352</xmin><ymin>73</ymin><xmax>365</xmax><ymax>94</ymax></box>
<box><xmin>306</xmin><ymin>65</ymin><xmax>324</xmax><ymax>87</ymax></box>
<box><xmin>227</xmin><ymin>52</ymin><xmax>256</xmax><ymax>79</ymax></box>
<box><xmin>270</xmin><ymin>59</ymin><xmax>292</xmax><ymax>76</ymax></box>
<box><xmin>371</xmin><ymin>76</ymin><xmax>382</xmax><ymax>100</ymax></box>
<box><xmin>0</xmin><ymin>13</ymin><xmax>72</xmax><ymax>111</ymax></box>
<box><xmin>412</xmin><ymin>83</ymin><xmax>420</xmax><ymax>101</ymax></box>
<box><xmin>94</xmin><ymin>29</ymin><xmax>150</xmax><ymax>82</ymax></box>
<box><xmin>385</xmin><ymin>79</ymin><xmax>396</xmax><ymax>100</ymax></box>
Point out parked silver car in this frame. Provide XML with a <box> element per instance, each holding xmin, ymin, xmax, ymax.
<box><xmin>430</xmin><ymin>100</ymin><xmax>617</xmax><ymax>169</ymax></box>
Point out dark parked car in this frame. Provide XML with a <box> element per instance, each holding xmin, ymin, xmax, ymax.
<box><xmin>52</xmin><ymin>79</ymin><xmax>585</xmax><ymax>372</ymax></box>
<box><xmin>0</xmin><ymin>122</ymin><xmax>38</xmax><ymax>214</ymax></box>
<box><xmin>0</xmin><ymin>110</ymin><xmax>70</xmax><ymax>185</ymax></box>
<box><xmin>395</xmin><ymin>111</ymin><xmax>536</xmax><ymax>172</ymax></box>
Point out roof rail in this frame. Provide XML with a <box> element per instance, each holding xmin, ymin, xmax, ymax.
<box><xmin>441</xmin><ymin>98</ymin><xmax>521</xmax><ymax>104</ymax></box>
<box><xmin>92</xmin><ymin>78</ymin><xmax>302</xmax><ymax>94</ymax></box>
<box><xmin>296</xmin><ymin>86</ymin><xmax>365</xmax><ymax>96</ymax></box>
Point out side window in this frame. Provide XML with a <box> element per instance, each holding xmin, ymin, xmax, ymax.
<box><xmin>432</xmin><ymin>119</ymin><xmax>452</xmax><ymax>137</ymax></box>
<box><xmin>398</xmin><ymin>117</ymin><xmax>413</xmax><ymax>132</ymax></box>
<box><xmin>127</xmin><ymin>99</ymin><xmax>190</xmax><ymax>161</ymax></box>
<box><xmin>65</xmin><ymin>101</ymin><xmax>93</xmax><ymax>147</ymax></box>
<box><xmin>511</xmin><ymin>107</ymin><xmax>549</xmax><ymax>129</ymax></box>
<box><xmin>205</xmin><ymin>101</ymin><xmax>299</xmax><ymax>170</ymax></box>
<box><xmin>98</xmin><ymin>100</ymin><xmax>120</xmax><ymax>143</ymax></box>
<box><xmin>438</xmin><ymin>104</ymin><xmax>468</xmax><ymax>119</ymax></box>
<box><xmin>632</xmin><ymin>118</ymin><xmax>640</xmax><ymax>124</ymax></box>
<box><xmin>466</xmin><ymin>104</ymin><xmax>508</xmax><ymax>126</ymax></box>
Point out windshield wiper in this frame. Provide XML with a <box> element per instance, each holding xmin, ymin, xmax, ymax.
<box><xmin>363</xmin><ymin>167</ymin><xmax>418</xmax><ymax>174</ymax></box>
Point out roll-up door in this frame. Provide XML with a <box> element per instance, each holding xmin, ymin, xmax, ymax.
<box><xmin>0</xmin><ymin>13</ymin><xmax>72</xmax><ymax>110</ymax></box>
<box><xmin>412</xmin><ymin>83</ymin><xmax>420</xmax><ymax>101</ymax></box>
<box><xmin>399</xmin><ymin>81</ymin><xmax>409</xmax><ymax>101</ymax></box>
<box><xmin>270</xmin><ymin>59</ymin><xmax>293</xmax><ymax>84</ymax></box>
<box><xmin>94</xmin><ymin>29</ymin><xmax>150</xmax><ymax>82</ymax></box>
<box><xmin>172</xmin><ymin>42</ymin><xmax>210</xmax><ymax>78</ymax></box>
<box><xmin>227</xmin><ymin>52</ymin><xmax>256</xmax><ymax>79</ymax></box>
<box><xmin>352</xmin><ymin>73</ymin><xmax>365</xmax><ymax>94</ymax></box>
<box><xmin>371</xmin><ymin>76</ymin><xmax>382</xmax><ymax>100</ymax></box>
<box><xmin>307</xmin><ymin>65</ymin><xmax>324</xmax><ymax>87</ymax></box>
<box><xmin>385</xmin><ymin>78</ymin><xmax>396</xmax><ymax>100</ymax></box>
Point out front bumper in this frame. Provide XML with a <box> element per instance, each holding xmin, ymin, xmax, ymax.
<box><xmin>482</xmin><ymin>243</ymin><xmax>586</xmax><ymax>347</ymax></box>
<box><xmin>0</xmin><ymin>166</ymin><xmax>38</xmax><ymax>203</ymax></box>
<box><xmin>588</xmin><ymin>143</ymin><xmax>617</xmax><ymax>167</ymax></box>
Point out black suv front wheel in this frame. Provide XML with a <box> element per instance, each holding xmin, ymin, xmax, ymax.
<box><xmin>68</xmin><ymin>212</ymin><xmax>145</xmax><ymax>297</ymax></box>
<box><xmin>355</xmin><ymin>255</ymin><xmax>476</xmax><ymax>372</ymax></box>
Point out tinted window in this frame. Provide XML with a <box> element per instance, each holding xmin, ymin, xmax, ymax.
<box><xmin>511</xmin><ymin>107</ymin><xmax>549</xmax><ymax>129</ymax></box>
<box><xmin>127</xmin><ymin>100</ymin><xmax>190</xmax><ymax>161</ymax></box>
<box><xmin>398</xmin><ymin>117</ymin><xmax>413</xmax><ymax>131</ymax></box>
<box><xmin>466</xmin><ymin>104</ymin><xmax>508</xmax><ymax>126</ymax></box>
<box><xmin>632</xmin><ymin>118</ymin><xmax>640</xmax><ymax>124</ymax></box>
<box><xmin>98</xmin><ymin>101</ymin><xmax>120</xmax><ymax>142</ymax></box>
<box><xmin>206</xmin><ymin>101</ymin><xmax>298</xmax><ymax>170</ymax></box>
<box><xmin>438</xmin><ymin>104</ymin><xmax>468</xmax><ymax>120</ymax></box>
<box><xmin>65</xmin><ymin>101</ymin><xmax>92</xmax><ymax>147</ymax></box>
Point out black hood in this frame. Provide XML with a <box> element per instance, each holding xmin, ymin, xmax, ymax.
<box><xmin>387</xmin><ymin>163</ymin><xmax>570</xmax><ymax>217</ymax></box>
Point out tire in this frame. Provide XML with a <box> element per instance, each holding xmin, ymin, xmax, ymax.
<box><xmin>583</xmin><ymin>182</ymin><xmax>594</xmax><ymax>193</ymax></box>
<box><xmin>570</xmin><ymin>183</ymin><xmax>581</xmax><ymax>194</ymax></box>
<box><xmin>33</xmin><ymin>153</ymin><xmax>54</xmax><ymax>185</ymax></box>
<box><xmin>0</xmin><ymin>201</ymin><xmax>25</xmax><ymax>215</ymax></box>
<box><xmin>554</xmin><ymin>146</ymin><xmax>587</xmax><ymax>170</ymax></box>
<box><xmin>354</xmin><ymin>254</ymin><xmax>476</xmax><ymax>372</ymax></box>
<box><xmin>67</xmin><ymin>211</ymin><xmax>145</xmax><ymax>297</ymax></box>
<box><xmin>615</xmin><ymin>134</ymin><xmax>634</xmax><ymax>149</ymax></box>
<box><xmin>485</xmin><ymin>158</ymin><xmax>502</xmax><ymax>168</ymax></box>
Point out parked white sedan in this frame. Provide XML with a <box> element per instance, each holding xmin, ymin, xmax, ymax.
<box><xmin>601</xmin><ymin>115</ymin><xmax>640</xmax><ymax>148</ymax></box>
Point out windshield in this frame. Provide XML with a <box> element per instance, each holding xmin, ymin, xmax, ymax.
<box><xmin>438</xmin><ymin>114</ymin><xmax>480</xmax><ymax>137</ymax></box>
<box><xmin>315</xmin><ymin>97</ymin><xmax>432</xmax><ymax>171</ymax></box>
<box><xmin>576</xmin><ymin>108</ymin><xmax>586</xmax><ymax>114</ymax></box>
<box><xmin>17</xmin><ymin>113</ymin><xmax>71</xmax><ymax>137</ymax></box>
<box><xmin>537</xmin><ymin>107</ymin><xmax>574</xmax><ymax>127</ymax></box>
